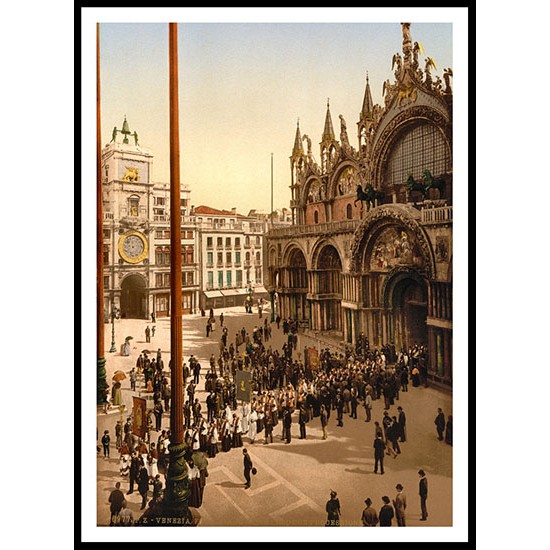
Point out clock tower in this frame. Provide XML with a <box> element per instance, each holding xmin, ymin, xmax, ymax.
<box><xmin>101</xmin><ymin>118</ymin><xmax>199</xmax><ymax>320</ymax></box>
<box><xmin>101</xmin><ymin>118</ymin><xmax>154</xmax><ymax>319</ymax></box>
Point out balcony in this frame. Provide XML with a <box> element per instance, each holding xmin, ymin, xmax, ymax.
<box><xmin>244</xmin><ymin>261</ymin><xmax>251</xmax><ymax>268</ymax></box>
<box><xmin>421</xmin><ymin>205</ymin><xmax>453</xmax><ymax>225</ymax></box>
<box><xmin>206</xmin><ymin>263</ymin><xmax>214</xmax><ymax>268</ymax></box>
<box><xmin>234</xmin><ymin>262</ymin><xmax>242</xmax><ymax>267</ymax></box>
<box><xmin>267</xmin><ymin>218</ymin><xmax>361</xmax><ymax>238</ymax></box>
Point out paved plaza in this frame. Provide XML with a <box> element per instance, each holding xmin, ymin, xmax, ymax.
<box><xmin>96</xmin><ymin>306</ymin><xmax>452</xmax><ymax>527</ymax></box>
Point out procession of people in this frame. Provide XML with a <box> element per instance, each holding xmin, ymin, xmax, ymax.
<box><xmin>100</xmin><ymin>306</ymin><xmax>450</xmax><ymax>527</ymax></box>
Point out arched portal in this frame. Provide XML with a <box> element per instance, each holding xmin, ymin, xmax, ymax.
<box><xmin>385</xmin><ymin>271</ymin><xmax>428</xmax><ymax>351</ymax></box>
<box><xmin>120</xmin><ymin>274</ymin><xmax>147</xmax><ymax>319</ymax></box>
<box><xmin>281</xmin><ymin>247</ymin><xmax>308</xmax><ymax>323</ymax></box>
<box><xmin>313</xmin><ymin>244</ymin><xmax>343</xmax><ymax>333</ymax></box>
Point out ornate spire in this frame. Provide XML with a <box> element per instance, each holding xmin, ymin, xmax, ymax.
<box><xmin>401</xmin><ymin>22</ymin><xmax>412</xmax><ymax>66</ymax></box>
<box><xmin>322</xmin><ymin>99</ymin><xmax>335</xmax><ymax>142</ymax></box>
<box><xmin>361</xmin><ymin>71</ymin><xmax>374</xmax><ymax>120</ymax></box>
<box><xmin>292</xmin><ymin>118</ymin><xmax>304</xmax><ymax>157</ymax></box>
<box><xmin>121</xmin><ymin>116</ymin><xmax>131</xmax><ymax>144</ymax></box>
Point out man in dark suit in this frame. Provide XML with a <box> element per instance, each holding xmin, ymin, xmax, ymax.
<box><xmin>435</xmin><ymin>408</ymin><xmax>445</xmax><ymax>440</ymax></box>
<box><xmin>373</xmin><ymin>433</ymin><xmax>386</xmax><ymax>474</ymax></box>
<box><xmin>137</xmin><ymin>463</ymin><xmax>150</xmax><ymax>509</ymax></box>
<box><xmin>299</xmin><ymin>404</ymin><xmax>308</xmax><ymax>439</ymax></box>
<box><xmin>108</xmin><ymin>482</ymin><xmax>125</xmax><ymax>525</ymax></box>
<box><xmin>418</xmin><ymin>469</ymin><xmax>428</xmax><ymax>520</ymax></box>
<box><xmin>127</xmin><ymin>452</ymin><xmax>140</xmax><ymax>495</ymax></box>
<box><xmin>397</xmin><ymin>406</ymin><xmax>407</xmax><ymax>442</ymax></box>
<box><xmin>335</xmin><ymin>390</ymin><xmax>344</xmax><ymax>427</ymax></box>
<box><xmin>243</xmin><ymin>448</ymin><xmax>253</xmax><ymax>489</ymax></box>
<box><xmin>379</xmin><ymin>496</ymin><xmax>394</xmax><ymax>526</ymax></box>
<box><xmin>283</xmin><ymin>407</ymin><xmax>292</xmax><ymax>444</ymax></box>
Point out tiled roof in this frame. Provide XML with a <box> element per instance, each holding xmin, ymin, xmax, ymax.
<box><xmin>194</xmin><ymin>205</ymin><xmax>247</xmax><ymax>218</ymax></box>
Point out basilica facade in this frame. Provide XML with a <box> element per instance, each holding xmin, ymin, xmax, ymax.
<box><xmin>266</xmin><ymin>23</ymin><xmax>453</xmax><ymax>386</ymax></box>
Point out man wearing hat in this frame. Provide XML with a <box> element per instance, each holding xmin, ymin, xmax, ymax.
<box><xmin>373</xmin><ymin>433</ymin><xmax>386</xmax><ymax>474</ymax></box>
<box><xmin>393</xmin><ymin>484</ymin><xmax>407</xmax><ymax>526</ymax></box>
<box><xmin>325</xmin><ymin>490</ymin><xmax>341</xmax><ymax>527</ymax></box>
<box><xmin>379</xmin><ymin>496</ymin><xmax>394</xmax><ymax>526</ymax></box>
<box><xmin>418</xmin><ymin>469</ymin><xmax>428</xmax><ymax>521</ymax></box>
<box><xmin>361</xmin><ymin>498</ymin><xmax>378</xmax><ymax>526</ymax></box>
<box><xmin>242</xmin><ymin>448</ymin><xmax>253</xmax><ymax>489</ymax></box>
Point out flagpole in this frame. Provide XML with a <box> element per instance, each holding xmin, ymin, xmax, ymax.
<box><xmin>270</xmin><ymin>152</ymin><xmax>274</xmax><ymax>227</ymax></box>
<box><xmin>137</xmin><ymin>22</ymin><xmax>195</xmax><ymax>526</ymax></box>
<box><xmin>96</xmin><ymin>22</ymin><xmax>108</xmax><ymax>405</ymax></box>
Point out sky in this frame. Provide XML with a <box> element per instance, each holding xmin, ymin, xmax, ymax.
<box><xmin>98</xmin><ymin>12</ymin><xmax>453</xmax><ymax>215</ymax></box>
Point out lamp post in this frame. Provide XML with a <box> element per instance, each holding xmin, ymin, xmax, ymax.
<box><xmin>269</xmin><ymin>288</ymin><xmax>275</xmax><ymax>323</ymax></box>
<box><xmin>109</xmin><ymin>299</ymin><xmax>117</xmax><ymax>353</ymax></box>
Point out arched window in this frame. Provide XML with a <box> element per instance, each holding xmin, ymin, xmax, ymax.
<box><xmin>346</xmin><ymin>203</ymin><xmax>353</xmax><ymax>219</ymax></box>
<box><xmin>155</xmin><ymin>247</ymin><xmax>163</xmax><ymax>265</ymax></box>
<box><xmin>314</xmin><ymin>210</ymin><xmax>319</xmax><ymax>224</ymax></box>
<box><xmin>128</xmin><ymin>195</ymin><xmax>140</xmax><ymax>217</ymax></box>
<box><xmin>255</xmin><ymin>251</ymin><xmax>261</xmax><ymax>264</ymax></box>
<box><xmin>383</xmin><ymin>122</ymin><xmax>450</xmax><ymax>188</ymax></box>
<box><xmin>163</xmin><ymin>246</ymin><xmax>170</xmax><ymax>265</ymax></box>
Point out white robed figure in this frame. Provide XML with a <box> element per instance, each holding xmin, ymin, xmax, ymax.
<box><xmin>248</xmin><ymin>408</ymin><xmax>258</xmax><ymax>443</ymax></box>
<box><xmin>241</xmin><ymin>402</ymin><xmax>251</xmax><ymax>435</ymax></box>
<box><xmin>225</xmin><ymin>404</ymin><xmax>233</xmax><ymax>424</ymax></box>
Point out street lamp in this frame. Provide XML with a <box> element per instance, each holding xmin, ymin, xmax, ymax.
<box><xmin>109</xmin><ymin>299</ymin><xmax>117</xmax><ymax>353</ymax></box>
<box><xmin>268</xmin><ymin>288</ymin><xmax>275</xmax><ymax>323</ymax></box>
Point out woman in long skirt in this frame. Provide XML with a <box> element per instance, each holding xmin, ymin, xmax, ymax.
<box><xmin>221</xmin><ymin>419</ymin><xmax>232</xmax><ymax>452</ymax></box>
<box><xmin>119</xmin><ymin>443</ymin><xmax>130</xmax><ymax>477</ymax></box>
<box><xmin>206</xmin><ymin>421</ymin><xmax>219</xmax><ymax>458</ymax></box>
<box><xmin>187</xmin><ymin>461</ymin><xmax>202</xmax><ymax>508</ymax></box>
<box><xmin>231</xmin><ymin>414</ymin><xmax>243</xmax><ymax>448</ymax></box>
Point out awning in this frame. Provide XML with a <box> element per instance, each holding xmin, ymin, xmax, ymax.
<box><xmin>220</xmin><ymin>288</ymin><xmax>249</xmax><ymax>296</ymax></box>
<box><xmin>253</xmin><ymin>286</ymin><xmax>268</xmax><ymax>294</ymax></box>
<box><xmin>220</xmin><ymin>289</ymin><xmax>241</xmax><ymax>296</ymax></box>
<box><xmin>203</xmin><ymin>290</ymin><xmax>223</xmax><ymax>298</ymax></box>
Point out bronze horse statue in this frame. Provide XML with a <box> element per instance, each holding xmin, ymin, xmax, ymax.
<box><xmin>406</xmin><ymin>174</ymin><xmax>427</xmax><ymax>199</ymax></box>
<box><xmin>422</xmin><ymin>169</ymin><xmax>446</xmax><ymax>196</ymax></box>
<box><xmin>355</xmin><ymin>184</ymin><xmax>384</xmax><ymax>212</ymax></box>
<box><xmin>407</xmin><ymin>171</ymin><xmax>446</xmax><ymax>201</ymax></box>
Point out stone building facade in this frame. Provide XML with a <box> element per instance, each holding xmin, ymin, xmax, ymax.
<box><xmin>266</xmin><ymin>23</ymin><xmax>453</xmax><ymax>386</ymax></box>
<box><xmin>194</xmin><ymin>206</ymin><xmax>267</xmax><ymax>310</ymax></box>
<box><xmin>101</xmin><ymin>118</ymin><xmax>200</xmax><ymax>319</ymax></box>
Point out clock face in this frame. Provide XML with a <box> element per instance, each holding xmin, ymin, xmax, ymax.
<box><xmin>118</xmin><ymin>232</ymin><xmax>148</xmax><ymax>263</ymax></box>
<box><xmin>123</xmin><ymin>235</ymin><xmax>144</xmax><ymax>258</ymax></box>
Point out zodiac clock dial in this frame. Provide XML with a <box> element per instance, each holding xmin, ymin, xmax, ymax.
<box><xmin>118</xmin><ymin>231</ymin><xmax>148</xmax><ymax>263</ymax></box>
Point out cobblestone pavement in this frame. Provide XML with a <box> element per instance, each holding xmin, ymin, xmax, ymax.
<box><xmin>96</xmin><ymin>306</ymin><xmax>452</xmax><ymax>527</ymax></box>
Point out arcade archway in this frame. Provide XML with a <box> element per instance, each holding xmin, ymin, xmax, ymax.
<box><xmin>120</xmin><ymin>274</ymin><xmax>147</xmax><ymax>319</ymax></box>
<box><xmin>313</xmin><ymin>244</ymin><xmax>343</xmax><ymax>333</ymax></box>
<box><xmin>386</xmin><ymin>272</ymin><xmax>428</xmax><ymax>352</ymax></box>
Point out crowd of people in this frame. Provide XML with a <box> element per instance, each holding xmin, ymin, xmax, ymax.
<box><xmin>103</xmin><ymin>308</ymin><xmax>451</xmax><ymax>526</ymax></box>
